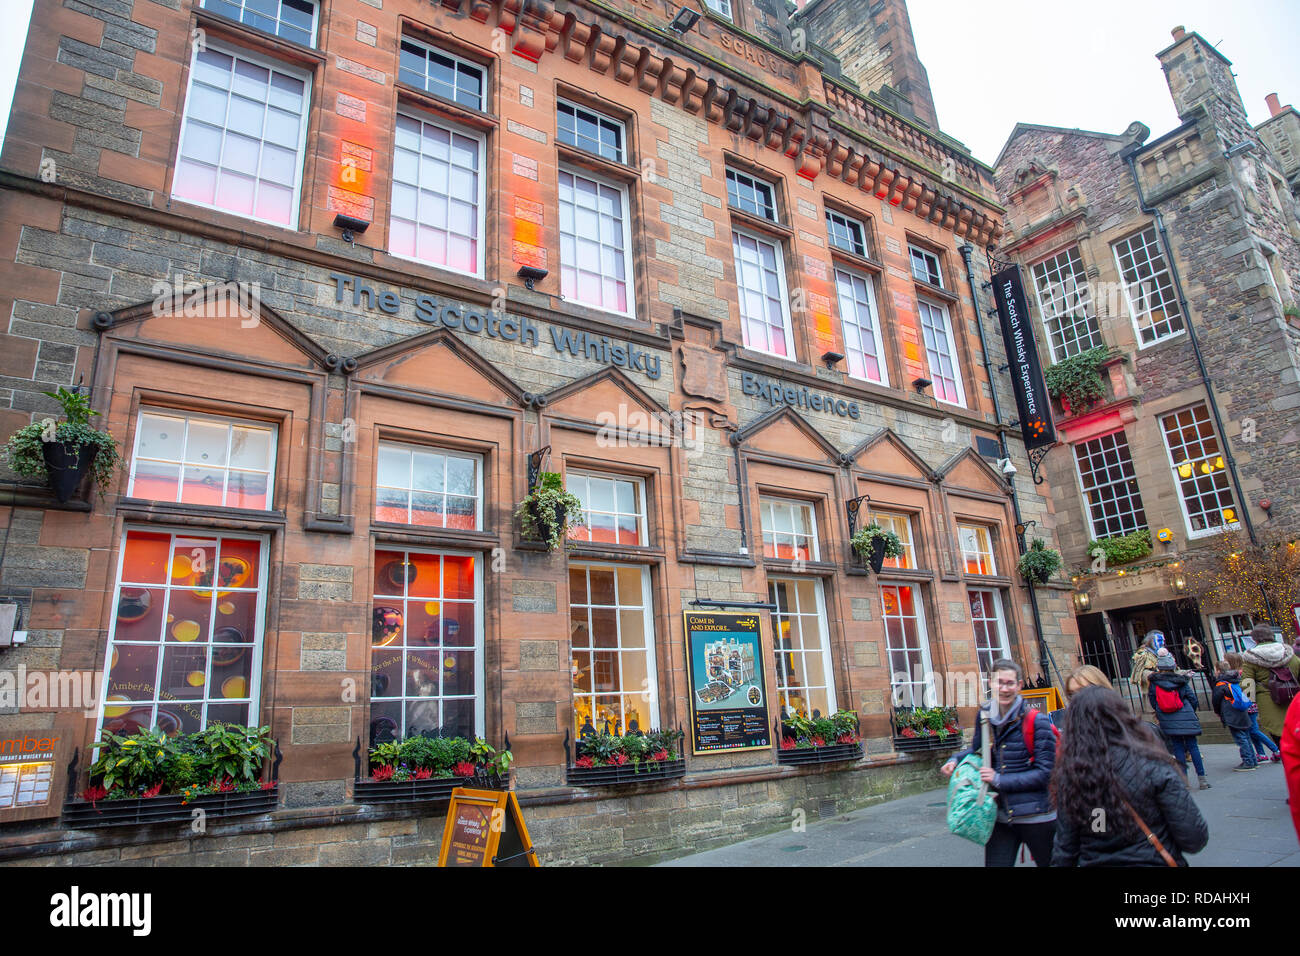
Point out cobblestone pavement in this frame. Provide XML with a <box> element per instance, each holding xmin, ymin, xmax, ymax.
<box><xmin>659</xmin><ymin>745</ymin><xmax>1300</xmax><ymax>867</ymax></box>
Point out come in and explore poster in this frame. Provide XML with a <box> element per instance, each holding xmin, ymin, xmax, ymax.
<box><xmin>683</xmin><ymin>611</ymin><xmax>771</xmax><ymax>754</ymax></box>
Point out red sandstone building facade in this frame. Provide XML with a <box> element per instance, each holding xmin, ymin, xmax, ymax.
<box><xmin>0</xmin><ymin>0</ymin><xmax>1076</xmax><ymax>864</ymax></box>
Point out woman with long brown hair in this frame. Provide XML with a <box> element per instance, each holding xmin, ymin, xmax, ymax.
<box><xmin>1051</xmin><ymin>686</ymin><xmax>1208</xmax><ymax>866</ymax></box>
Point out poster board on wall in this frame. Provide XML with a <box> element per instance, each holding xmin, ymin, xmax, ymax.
<box><xmin>683</xmin><ymin>610</ymin><xmax>771</xmax><ymax>755</ymax></box>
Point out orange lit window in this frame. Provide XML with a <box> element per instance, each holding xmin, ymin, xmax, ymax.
<box><xmin>100</xmin><ymin>529</ymin><xmax>265</xmax><ymax>738</ymax></box>
<box><xmin>129</xmin><ymin>410</ymin><xmax>276</xmax><ymax>510</ymax></box>
<box><xmin>370</xmin><ymin>548</ymin><xmax>482</xmax><ymax>744</ymax></box>
<box><xmin>869</xmin><ymin>512</ymin><xmax>916</xmax><ymax>570</ymax></box>
<box><xmin>959</xmin><ymin>524</ymin><xmax>996</xmax><ymax>575</ymax></box>
<box><xmin>566</xmin><ymin>472</ymin><xmax>645</xmax><ymax>546</ymax></box>
<box><xmin>760</xmin><ymin>498</ymin><xmax>818</xmax><ymax>561</ymax></box>
<box><xmin>569</xmin><ymin>563</ymin><xmax>656</xmax><ymax>738</ymax></box>
<box><xmin>375</xmin><ymin>441</ymin><xmax>482</xmax><ymax>531</ymax></box>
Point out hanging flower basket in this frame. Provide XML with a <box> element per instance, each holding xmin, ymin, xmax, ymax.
<box><xmin>1018</xmin><ymin>538</ymin><xmax>1063</xmax><ymax>585</ymax></box>
<box><xmin>2</xmin><ymin>387</ymin><xmax>122</xmax><ymax>502</ymax></box>
<box><xmin>516</xmin><ymin>471</ymin><xmax>584</xmax><ymax>551</ymax></box>
<box><xmin>851</xmin><ymin>524</ymin><xmax>903</xmax><ymax>573</ymax></box>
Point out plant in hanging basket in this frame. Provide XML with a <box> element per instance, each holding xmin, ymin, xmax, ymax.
<box><xmin>2</xmin><ymin>386</ymin><xmax>122</xmax><ymax>501</ymax></box>
<box><xmin>850</xmin><ymin>523</ymin><xmax>904</xmax><ymax>573</ymax></box>
<box><xmin>516</xmin><ymin>471</ymin><xmax>585</xmax><ymax>551</ymax></box>
<box><xmin>1044</xmin><ymin>345</ymin><xmax>1109</xmax><ymax>414</ymax></box>
<box><xmin>1017</xmin><ymin>537</ymin><xmax>1063</xmax><ymax>585</ymax></box>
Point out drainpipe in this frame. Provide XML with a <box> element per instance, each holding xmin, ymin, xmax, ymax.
<box><xmin>1120</xmin><ymin>145</ymin><xmax>1257</xmax><ymax>545</ymax></box>
<box><xmin>959</xmin><ymin>244</ymin><xmax>1060</xmax><ymax>687</ymax></box>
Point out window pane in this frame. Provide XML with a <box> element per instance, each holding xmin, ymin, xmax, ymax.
<box><xmin>570</xmin><ymin>564</ymin><xmax>655</xmax><ymax>739</ymax></box>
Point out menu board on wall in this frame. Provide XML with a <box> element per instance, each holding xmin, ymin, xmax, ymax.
<box><xmin>683</xmin><ymin>611</ymin><xmax>771</xmax><ymax>754</ymax></box>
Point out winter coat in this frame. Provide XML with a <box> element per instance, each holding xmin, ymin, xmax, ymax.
<box><xmin>1283</xmin><ymin>696</ymin><xmax>1300</xmax><ymax>844</ymax></box>
<box><xmin>1051</xmin><ymin>744</ymin><xmax>1209</xmax><ymax>867</ymax></box>
<box><xmin>1148</xmin><ymin>672</ymin><xmax>1202</xmax><ymax>737</ymax></box>
<box><xmin>1210</xmin><ymin>672</ymin><xmax>1252</xmax><ymax>731</ymax></box>
<box><xmin>1241</xmin><ymin>642</ymin><xmax>1300</xmax><ymax>737</ymax></box>
<box><xmin>949</xmin><ymin>698</ymin><xmax>1057</xmax><ymax>820</ymax></box>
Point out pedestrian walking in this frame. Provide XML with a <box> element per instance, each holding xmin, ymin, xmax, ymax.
<box><xmin>940</xmin><ymin>658</ymin><xmax>1059</xmax><ymax>867</ymax></box>
<box><xmin>1055</xmin><ymin>665</ymin><xmax>1112</xmax><ymax>730</ymax></box>
<box><xmin>1212</xmin><ymin>656</ymin><xmax>1259</xmax><ymax>771</ymax></box>
<box><xmin>1241</xmin><ymin>624</ymin><xmax>1300</xmax><ymax>747</ymax></box>
<box><xmin>1051</xmin><ymin>686</ymin><xmax>1208</xmax><ymax>866</ymax></box>
<box><xmin>1149</xmin><ymin>649</ymin><xmax>1210</xmax><ymax>789</ymax></box>
<box><xmin>1220</xmin><ymin>651</ymin><xmax>1282</xmax><ymax>764</ymax></box>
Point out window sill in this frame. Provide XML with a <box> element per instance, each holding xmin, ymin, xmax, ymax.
<box><xmin>195</xmin><ymin>10</ymin><xmax>327</xmax><ymax>68</ymax></box>
<box><xmin>566</xmin><ymin>543</ymin><xmax>665</xmax><ymax>563</ymax></box>
<box><xmin>963</xmin><ymin>573</ymin><xmax>1014</xmax><ymax>588</ymax></box>
<box><xmin>371</xmin><ymin>522</ymin><xmax>500</xmax><ymax>550</ymax></box>
<box><xmin>116</xmin><ymin>498</ymin><xmax>286</xmax><ymax>529</ymax></box>
<box><xmin>763</xmin><ymin>559</ymin><xmax>837</xmax><ymax>577</ymax></box>
<box><xmin>1135</xmin><ymin>329</ymin><xmax>1189</xmax><ymax>351</ymax></box>
<box><xmin>395</xmin><ymin>82</ymin><xmax>498</xmax><ymax>132</ymax></box>
<box><xmin>730</xmin><ymin>208</ymin><xmax>794</xmax><ymax>241</ymax></box>
<box><xmin>914</xmin><ymin>279</ymin><xmax>959</xmax><ymax>304</ymax></box>
<box><xmin>557</xmin><ymin>143</ymin><xmax>637</xmax><ymax>184</ymax></box>
<box><xmin>829</xmin><ymin>247</ymin><xmax>884</xmax><ymax>275</ymax></box>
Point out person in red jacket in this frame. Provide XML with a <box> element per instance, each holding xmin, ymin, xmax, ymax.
<box><xmin>1283</xmin><ymin>694</ymin><xmax>1300</xmax><ymax>844</ymax></box>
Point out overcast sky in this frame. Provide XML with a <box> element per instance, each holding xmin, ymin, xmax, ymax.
<box><xmin>910</xmin><ymin>0</ymin><xmax>1300</xmax><ymax>164</ymax></box>
<box><xmin>0</xmin><ymin>0</ymin><xmax>1297</xmax><ymax>169</ymax></box>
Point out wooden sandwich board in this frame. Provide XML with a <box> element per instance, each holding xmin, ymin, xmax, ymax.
<box><xmin>436</xmin><ymin>787</ymin><xmax>538</xmax><ymax>867</ymax></box>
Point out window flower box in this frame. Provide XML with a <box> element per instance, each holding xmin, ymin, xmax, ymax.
<box><xmin>564</xmin><ymin>727</ymin><xmax>686</xmax><ymax>787</ymax></box>
<box><xmin>776</xmin><ymin>710</ymin><xmax>864</xmax><ymax>765</ymax></box>
<box><xmin>63</xmin><ymin>784</ymin><xmax>278</xmax><ymax>829</ymax></box>
<box><xmin>892</xmin><ymin>706</ymin><xmax>963</xmax><ymax>753</ymax></box>
<box><xmin>354</xmin><ymin>734</ymin><xmax>513</xmax><ymax>805</ymax></box>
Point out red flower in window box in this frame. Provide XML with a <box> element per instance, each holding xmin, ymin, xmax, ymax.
<box><xmin>142</xmin><ymin>783</ymin><xmax>163</xmax><ymax>798</ymax></box>
<box><xmin>574</xmin><ymin>755</ymin><xmax>595</xmax><ymax>769</ymax></box>
<box><xmin>780</xmin><ymin>737</ymin><xmax>797</xmax><ymax>750</ymax></box>
<box><xmin>371</xmin><ymin>765</ymin><xmax>395</xmax><ymax>781</ymax></box>
<box><xmin>944</xmin><ymin>724</ymin><xmax>960</xmax><ymax>735</ymax></box>
<box><xmin>810</xmin><ymin>736</ymin><xmax>826</xmax><ymax>748</ymax></box>
<box><xmin>412</xmin><ymin>767</ymin><xmax>433</xmax><ymax>780</ymax></box>
<box><xmin>216</xmin><ymin>777</ymin><xmax>237</xmax><ymax>793</ymax></box>
<box><xmin>452</xmin><ymin>761</ymin><xmax>476</xmax><ymax>777</ymax></box>
<box><xmin>900</xmin><ymin>727</ymin><xmax>918</xmax><ymax>738</ymax></box>
<box><xmin>650</xmin><ymin>749</ymin><xmax>668</xmax><ymax>762</ymax></box>
<box><xmin>610</xmin><ymin>753</ymin><xmax>628</xmax><ymax>766</ymax></box>
<box><xmin>836</xmin><ymin>734</ymin><xmax>858</xmax><ymax>745</ymax></box>
<box><xmin>82</xmin><ymin>784</ymin><xmax>109</xmax><ymax>806</ymax></box>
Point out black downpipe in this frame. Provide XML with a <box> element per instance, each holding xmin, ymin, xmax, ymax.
<box><xmin>1121</xmin><ymin>147</ymin><xmax>1256</xmax><ymax>545</ymax></box>
<box><xmin>959</xmin><ymin>245</ymin><xmax>1062</xmax><ymax>688</ymax></box>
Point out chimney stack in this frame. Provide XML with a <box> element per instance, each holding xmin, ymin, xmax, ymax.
<box><xmin>1171</xmin><ymin>25</ymin><xmax>1186</xmax><ymax>42</ymax></box>
<box><xmin>1266</xmin><ymin>93</ymin><xmax>1288</xmax><ymax>117</ymax></box>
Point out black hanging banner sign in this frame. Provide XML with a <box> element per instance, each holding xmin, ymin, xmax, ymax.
<box><xmin>991</xmin><ymin>267</ymin><xmax>1056</xmax><ymax>450</ymax></box>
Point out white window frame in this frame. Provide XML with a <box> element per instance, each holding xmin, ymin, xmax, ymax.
<box><xmin>732</xmin><ymin>226</ymin><xmax>796</xmax><ymax>361</ymax></box>
<box><xmin>726</xmin><ymin>168</ymin><xmax>778</xmax><ymax>223</ymax></box>
<box><xmin>1112</xmin><ymin>226</ymin><xmax>1186</xmax><ymax>348</ymax></box>
<box><xmin>909</xmin><ymin>245</ymin><xmax>943</xmax><ymax>288</ymax></box>
<box><xmin>202</xmin><ymin>0</ymin><xmax>319</xmax><ymax>47</ymax></box>
<box><xmin>918</xmin><ymin>298</ymin><xmax>966</xmax><ymax>407</ymax></box>
<box><xmin>566</xmin><ymin>471</ymin><xmax>647</xmax><ymax>546</ymax></box>
<box><xmin>958</xmin><ymin>523</ymin><xmax>996</xmax><ymax>576</ymax></box>
<box><xmin>759</xmin><ymin>497</ymin><xmax>820</xmax><ymax>562</ymax></box>
<box><xmin>769</xmin><ymin>576</ymin><xmax>837</xmax><ymax>719</ymax></box>
<box><xmin>128</xmin><ymin>408</ymin><xmax>279</xmax><ymax>511</ymax></box>
<box><xmin>881</xmin><ymin>583</ymin><xmax>936</xmax><ymax>708</ymax></box>
<box><xmin>568</xmin><ymin>562</ymin><xmax>659</xmax><ymax>738</ymax></box>
<box><xmin>703</xmin><ymin>0</ymin><xmax>733</xmax><ymax>19</ymax></box>
<box><xmin>870</xmin><ymin>511</ymin><xmax>917</xmax><ymax>570</ymax></box>
<box><xmin>826</xmin><ymin>209</ymin><xmax>869</xmax><ymax>258</ymax></box>
<box><xmin>558</xmin><ymin>164</ymin><xmax>636</xmax><ymax>319</ymax></box>
<box><xmin>1072</xmin><ymin>430</ymin><xmax>1148</xmax><ymax>540</ymax></box>
<box><xmin>369</xmin><ymin>546</ymin><xmax>486</xmax><ymax>742</ymax></box>
<box><xmin>388</xmin><ymin>108</ymin><xmax>487</xmax><ymax>279</ymax></box>
<box><xmin>374</xmin><ymin>440</ymin><xmax>484</xmax><ymax>531</ymax></box>
<box><xmin>1211</xmin><ymin>612</ymin><xmax>1255</xmax><ymax>658</ymax></box>
<box><xmin>95</xmin><ymin>527</ymin><xmax>270</xmax><ymax>743</ymax></box>
<box><xmin>968</xmin><ymin>587</ymin><xmax>1012</xmax><ymax>677</ymax></box>
<box><xmin>834</xmin><ymin>267</ymin><xmax>888</xmax><ymax>385</ymax></box>
<box><xmin>556</xmin><ymin>98</ymin><xmax>626</xmax><ymax>164</ymax></box>
<box><xmin>397</xmin><ymin>34</ymin><xmax>486</xmax><ymax>111</ymax></box>
<box><xmin>1159</xmin><ymin>402</ymin><xmax>1240</xmax><ymax>539</ymax></box>
<box><xmin>1031</xmin><ymin>245</ymin><xmax>1104</xmax><ymax>360</ymax></box>
<box><xmin>171</xmin><ymin>40</ymin><xmax>312</xmax><ymax>230</ymax></box>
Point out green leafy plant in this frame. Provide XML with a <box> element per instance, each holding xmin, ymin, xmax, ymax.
<box><xmin>894</xmin><ymin>705</ymin><xmax>960</xmax><ymax>739</ymax></box>
<box><xmin>1284</xmin><ymin>302</ymin><xmax>1299</xmax><ymax>321</ymax></box>
<box><xmin>194</xmin><ymin>723</ymin><xmax>274</xmax><ymax>784</ymax></box>
<box><xmin>89</xmin><ymin>727</ymin><xmax>170</xmax><ymax>792</ymax></box>
<box><xmin>781</xmin><ymin>709</ymin><xmax>861</xmax><ymax>748</ymax></box>
<box><xmin>1087</xmin><ymin>528</ymin><xmax>1153</xmax><ymax>567</ymax></box>
<box><xmin>88</xmin><ymin>723</ymin><xmax>275</xmax><ymax>798</ymax></box>
<box><xmin>1018</xmin><ymin>537</ymin><xmax>1063</xmax><ymax>584</ymax></box>
<box><xmin>850</xmin><ymin>523</ymin><xmax>904</xmax><ymax>563</ymax></box>
<box><xmin>1</xmin><ymin>386</ymin><xmax>123</xmax><ymax>495</ymax></box>
<box><xmin>1043</xmin><ymin>346</ymin><xmax>1109</xmax><ymax>412</ymax></box>
<box><xmin>573</xmin><ymin>728</ymin><xmax>683</xmax><ymax>770</ymax></box>
<box><xmin>368</xmin><ymin>734</ymin><xmax>512</xmax><ymax>780</ymax></box>
<box><xmin>516</xmin><ymin>472</ymin><xmax>585</xmax><ymax>552</ymax></box>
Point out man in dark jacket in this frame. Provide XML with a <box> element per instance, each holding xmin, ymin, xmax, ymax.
<box><xmin>1212</xmin><ymin>658</ymin><xmax>1257</xmax><ymax>770</ymax></box>
<box><xmin>942</xmin><ymin>658</ymin><xmax>1058</xmax><ymax>866</ymax></box>
<box><xmin>1148</xmin><ymin>650</ymin><xmax>1210</xmax><ymax>789</ymax></box>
